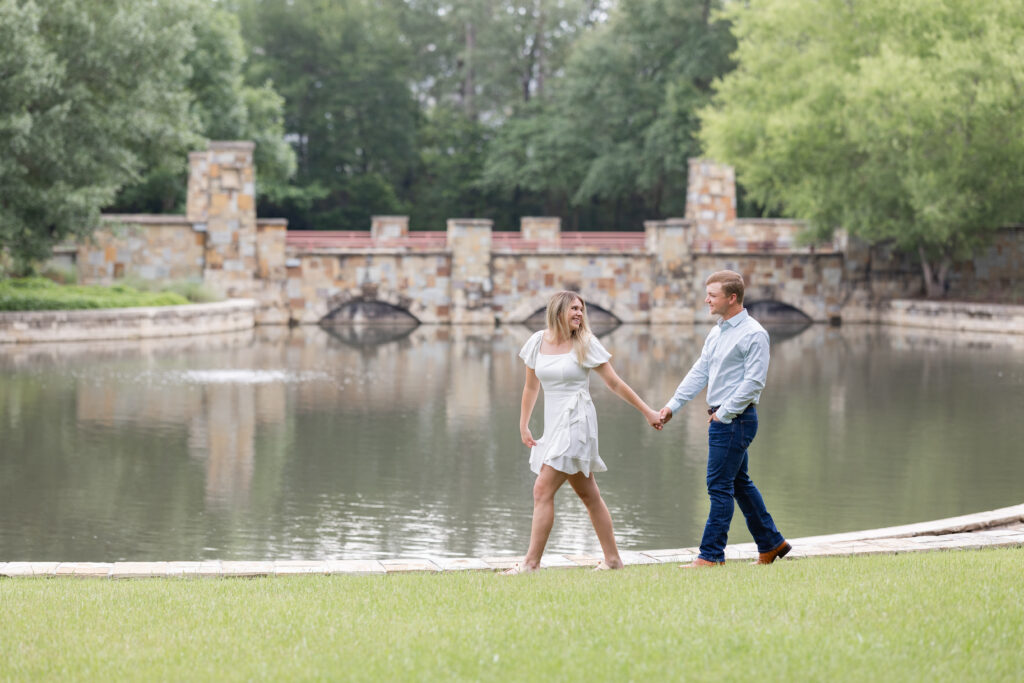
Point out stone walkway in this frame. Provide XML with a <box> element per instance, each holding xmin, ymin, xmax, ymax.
<box><xmin>3</xmin><ymin>504</ymin><xmax>1022</xmax><ymax>579</ymax></box>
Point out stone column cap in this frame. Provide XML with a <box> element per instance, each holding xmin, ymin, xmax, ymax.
<box><xmin>207</xmin><ymin>141</ymin><xmax>256</xmax><ymax>151</ymax></box>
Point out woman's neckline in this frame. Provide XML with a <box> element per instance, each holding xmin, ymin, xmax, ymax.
<box><xmin>539</xmin><ymin>331</ymin><xmax>573</xmax><ymax>356</ymax></box>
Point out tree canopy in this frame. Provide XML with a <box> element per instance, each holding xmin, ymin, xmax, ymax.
<box><xmin>700</xmin><ymin>0</ymin><xmax>1024</xmax><ymax>295</ymax></box>
<box><xmin>0</xmin><ymin>0</ymin><xmax>195</xmax><ymax>268</ymax></box>
<box><xmin>482</xmin><ymin>0</ymin><xmax>735</xmax><ymax>227</ymax></box>
<box><xmin>4</xmin><ymin>0</ymin><xmax>1020</xmax><ymax>286</ymax></box>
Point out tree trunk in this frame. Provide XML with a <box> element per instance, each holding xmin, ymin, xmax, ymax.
<box><xmin>463</xmin><ymin>20</ymin><xmax>476</xmax><ymax>120</ymax></box>
<box><xmin>918</xmin><ymin>246</ymin><xmax>951</xmax><ymax>299</ymax></box>
<box><xmin>535</xmin><ymin>2</ymin><xmax>545</xmax><ymax>99</ymax></box>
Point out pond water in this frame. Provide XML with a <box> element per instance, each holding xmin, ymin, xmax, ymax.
<box><xmin>1</xmin><ymin>322</ymin><xmax>1022</xmax><ymax>561</ymax></box>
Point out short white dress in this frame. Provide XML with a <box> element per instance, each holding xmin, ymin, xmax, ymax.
<box><xmin>519</xmin><ymin>330</ymin><xmax>612</xmax><ymax>476</ymax></box>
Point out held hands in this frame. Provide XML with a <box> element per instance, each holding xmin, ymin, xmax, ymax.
<box><xmin>520</xmin><ymin>426</ymin><xmax>537</xmax><ymax>448</ymax></box>
<box><xmin>644</xmin><ymin>407</ymin><xmax>664</xmax><ymax>431</ymax></box>
<box><xmin>658</xmin><ymin>406</ymin><xmax>673</xmax><ymax>427</ymax></box>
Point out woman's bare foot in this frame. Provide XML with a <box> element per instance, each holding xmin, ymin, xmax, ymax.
<box><xmin>593</xmin><ymin>558</ymin><xmax>624</xmax><ymax>571</ymax></box>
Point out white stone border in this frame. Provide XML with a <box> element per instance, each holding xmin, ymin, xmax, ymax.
<box><xmin>0</xmin><ymin>299</ymin><xmax>256</xmax><ymax>344</ymax></box>
<box><xmin>879</xmin><ymin>299</ymin><xmax>1024</xmax><ymax>334</ymax></box>
<box><xmin>1</xmin><ymin>504</ymin><xmax>1020</xmax><ymax>579</ymax></box>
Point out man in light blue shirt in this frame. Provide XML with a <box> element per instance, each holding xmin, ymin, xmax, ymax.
<box><xmin>659</xmin><ymin>270</ymin><xmax>790</xmax><ymax>567</ymax></box>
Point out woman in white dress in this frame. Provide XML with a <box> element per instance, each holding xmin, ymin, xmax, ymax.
<box><xmin>507</xmin><ymin>291</ymin><xmax>663</xmax><ymax>574</ymax></box>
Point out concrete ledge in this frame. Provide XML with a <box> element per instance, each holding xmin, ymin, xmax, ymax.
<box><xmin>879</xmin><ymin>299</ymin><xmax>1024</xmax><ymax>334</ymax></box>
<box><xmin>2</xmin><ymin>504</ymin><xmax>1020</xmax><ymax>579</ymax></box>
<box><xmin>0</xmin><ymin>299</ymin><xmax>257</xmax><ymax>344</ymax></box>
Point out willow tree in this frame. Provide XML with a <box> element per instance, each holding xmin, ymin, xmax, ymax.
<box><xmin>700</xmin><ymin>0</ymin><xmax>1024</xmax><ymax>297</ymax></box>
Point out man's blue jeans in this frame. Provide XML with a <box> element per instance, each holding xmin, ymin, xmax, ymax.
<box><xmin>699</xmin><ymin>405</ymin><xmax>785</xmax><ymax>563</ymax></box>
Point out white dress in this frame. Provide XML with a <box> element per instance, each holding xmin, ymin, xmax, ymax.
<box><xmin>519</xmin><ymin>330</ymin><xmax>612</xmax><ymax>476</ymax></box>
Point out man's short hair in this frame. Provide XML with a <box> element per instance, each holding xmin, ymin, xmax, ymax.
<box><xmin>705</xmin><ymin>270</ymin><xmax>745</xmax><ymax>304</ymax></box>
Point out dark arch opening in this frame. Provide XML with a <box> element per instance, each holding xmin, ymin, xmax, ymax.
<box><xmin>524</xmin><ymin>302</ymin><xmax>621</xmax><ymax>336</ymax></box>
<box><xmin>320</xmin><ymin>300</ymin><xmax>420</xmax><ymax>346</ymax></box>
<box><xmin>746</xmin><ymin>300</ymin><xmax>813</xmax><ymax>341</ymax></box>
<box><xmin>322</xmin><ymin>300</ymin><xmax>420</xmax><ymax>325</ymax></box>
<box><xmin>745</xmin><ymin>300</ymin><xmax>812</xmax><ymax>324</ymax></box>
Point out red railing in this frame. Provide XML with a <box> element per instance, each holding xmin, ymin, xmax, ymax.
<box><xmin>285</xmin><ymin>231</ymin><xmax>829</xmax><ymax>254</ymax></box>
<box><xmin>492</xmin><ymin>231</ymin><xmax>645</xmax><ymax>252</ymax></box>
<box><xmin>287</xmin><ymin>230</ymin><xmax>647</xmax><ymax>252</ymax></box>
<box><xmin>692</xmin><ymin>239</ymin><xmax>835</xmax><ymax>253</ymax></box>
<box><xmin>491</xmin><ymin>231</ymin><xmax>538</xmax><ymax>250</ymax></box>
<box><xmin>286</xmin><ymin>230</ymin><xmax>446</xmax><ymax>250</ymax></box>
<box><xmin>561</xmin><ymin>232</ymin><xmax>646</xmax><ymax>251</ymax></box>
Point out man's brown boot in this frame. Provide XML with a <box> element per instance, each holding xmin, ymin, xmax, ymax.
<box><xmin>753</xmin><ymin>540</ymin><xmax>791</xmax><ymax>565</ymax></box>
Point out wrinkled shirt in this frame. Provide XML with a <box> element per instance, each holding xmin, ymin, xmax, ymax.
<box><xmin>665</xmin><ymin>309</ymin><xmax>770</xmax><ymax>424</ymax></box>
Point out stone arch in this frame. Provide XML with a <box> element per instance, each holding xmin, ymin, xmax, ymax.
<box><xmin>321</xmin><ymin>286</ymin><xmax>421</xmax><ymax>324</ymax></box>
<box><xmin>512</xmin><ymin>290</ymin><xmax>624</xmax><ymax>327</ymax></box>
<box><xmin>745</xmin><ymin>299</ymin><xmax>813</xmax><ymax>324</ymax></box>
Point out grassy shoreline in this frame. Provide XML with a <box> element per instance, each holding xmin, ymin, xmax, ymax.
<box><xmin>2</xmin><ymin>548</ymin><xmax>1021</xmax><ymax>681</ymax></box>
<box><xmin>0</xmin><ymin>277</ymin><xmax>217</xmax><ymax>311</ymax></box>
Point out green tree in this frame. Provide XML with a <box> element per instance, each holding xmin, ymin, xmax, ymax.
<box><xmin>0</xmin><ymin>0</ymin><xmax>195</xmax><ymax>271</ymax></box>
<box><xmin>110</xmin><ymin>2</ymin><xmax>295</xmax><ymax>214</ymax></box>
<box><xmin>700</xmin><ymin>0</ymin><xmax>1024</xmax><ymax>297</ymax></box>
<box><xmin>390</xmin><ymin>0</ymin><xmax>605</xmax><ymax>229</ymax></box>
<box><xmin>483</xmin><ymin>0</ymin><xmax>735</xmax><ymax>228</ymax></box>
<box><xmin>237</xmin><ymin>0</ymin><xmax>420</xmax><ymax>229</ymax></box>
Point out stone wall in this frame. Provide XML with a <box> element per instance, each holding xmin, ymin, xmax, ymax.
<box><xmin>57</xmin><ymin>143</ymin><xmax>1020</xmax><ymax>327</ymax></box>
<box><xmin>948</xmin><ymin>226</ymin><xmax>1024</xmax><ymax>302</ymax></box>
<box><xmin>0</xmin><ymin>299</ymin><xmax>257</xmax><ymax>343</ymax></box>
<box><xmin>77</xmin><ymin>216</ymin><xmax>204</xmax><ymax>283</ymax></box>
<box><xmin>491</xmin><ymin>252</ymin><xmax>658</xmax><ymax>324</ymax></box>
<box><xmin>693</xmin><ymin>253</ymin><xmax>846</xmax><ymax>323</ymax></box>
<box><xmin>286</xmin><ymin>251</ymin><xmax>452</xmax><ymax>324</ymax></box>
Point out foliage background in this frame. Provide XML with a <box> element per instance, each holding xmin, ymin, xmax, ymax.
<box><xmin>2</xmin><ymin>0</ymin><xmax>1022</xmax><ymax>289</ymax></box>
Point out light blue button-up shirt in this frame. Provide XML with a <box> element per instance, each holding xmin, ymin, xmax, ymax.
<box><xmin>665</xmin><ymin>309</ymin><xmax>770</xmax><ymax>423</ymax></box>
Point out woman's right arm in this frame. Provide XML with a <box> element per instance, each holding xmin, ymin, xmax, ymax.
<box><xmin>520</xmin><ymin>367</ymin><xmax>540</xmax><ymax>447</ymax></box>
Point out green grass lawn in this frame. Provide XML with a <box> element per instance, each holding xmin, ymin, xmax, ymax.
<box><xmin>1</xmin><ymin>549</ymin><xmax>1021</xmax><ymax>681</ymax></box>
<box><xmin>0</xmin><ymin>277</ymin><xmax>192</xmax><ymax>311</ymax></box>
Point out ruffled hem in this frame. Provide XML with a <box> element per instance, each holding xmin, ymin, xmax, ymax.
<box><xmin>530</xmin><ymin>450</ymin><xmax>607</xmax><ymax>477</ymax></box>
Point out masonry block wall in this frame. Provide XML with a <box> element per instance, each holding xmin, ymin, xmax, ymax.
<box><xmin>69</xmin><ymin>142</ymin><xmax>1020</xmax><ymax>325</ymax></box>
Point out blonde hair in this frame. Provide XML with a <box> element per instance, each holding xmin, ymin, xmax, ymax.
<box><xmin>545</xmin><ymin>291</ymin><xmax>592</xmax><ymax>366</ymax></box>
<box><xmin>705</xmin><ymin>270</ymin><xmax>745</xmax><ymax>304</ymax></box>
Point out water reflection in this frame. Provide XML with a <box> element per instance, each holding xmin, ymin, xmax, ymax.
<box><xmin>1</xmin><ymin>323</ymin><xmax>1021</xmax><ymax>561</ymax></box>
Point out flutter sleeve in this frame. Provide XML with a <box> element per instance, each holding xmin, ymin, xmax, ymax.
<box><xmin>581</xmin><ymin>334</ymin><xmax>612</xmax><ymax>368</ymax></box>
<box><xmin>518</xmin><ymin>330</ymin><xmax>544</xmax><ymax>369</ymax></box>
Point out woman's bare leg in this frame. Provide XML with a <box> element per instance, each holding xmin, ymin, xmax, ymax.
<box><xmin>522</xmin><ymin>465</ymin><xmax>569</xmax><ymax>569</ymax></box>
<box><xmin>568</xmin><ymin>473</ymin><xmax>624</xmax><ymax>569</ymax></box>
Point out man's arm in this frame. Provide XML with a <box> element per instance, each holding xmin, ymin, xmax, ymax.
<box><xmin>714</xmin><ymin>331</ymin><xmax>769</xmax><ymax>423</ymax></box>
<box><xmin>663</xmin><ymin>335</ymin><xmax>713</xmax><ymax>418</ymax></box>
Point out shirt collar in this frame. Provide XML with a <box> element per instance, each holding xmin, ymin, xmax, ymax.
<box><xmin>718</xmin><ymin>308</ymin><xmax>749</xmax><ymax>329</ymax></box>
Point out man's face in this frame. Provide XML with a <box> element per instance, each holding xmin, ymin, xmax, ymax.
<box><xmin>705</xmin><ymin>282</ymin><xmax>734</xmax><ymax>317</ymax></box>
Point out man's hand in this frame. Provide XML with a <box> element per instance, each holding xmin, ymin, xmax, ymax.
<box><xmin>659</xmin><ymin>407</ymin><xmax>673</xmax><ymax>426</ymax></box>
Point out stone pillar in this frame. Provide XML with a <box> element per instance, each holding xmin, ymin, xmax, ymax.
<box><xmin>188</xmin><ymin>141</ymin><xmax>258</xmax><ymax>299</ymax></box>
<box><xmin>646</xmin><ymin>218</ymin><xmax>696</xmax><ymax>323</ymax></box>
<box><xmin>371</xmin><ymin>215</ymin><xmax>409</xmax><ymax>242</ymax></box>
<box><xmin>520</xmin><ymin>216</ymin><xmax>560</xmax><ymax>248</ymax></box>
<box><xmin>686</xmin><ymin>158</ymin><xmax>737</xmax><ymax>243</ymax></box>
<box><xmin>446</xmin><ymin>219</ymin><xmax>494</xmax><ymax>324</ymax></box>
